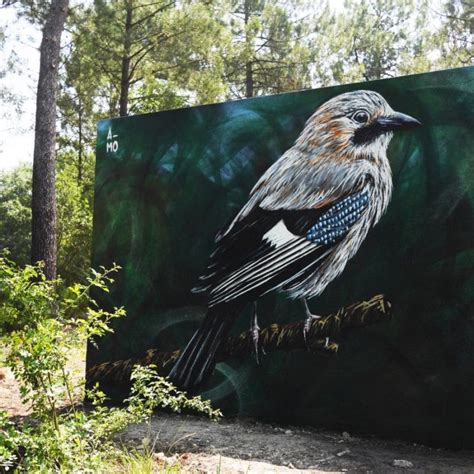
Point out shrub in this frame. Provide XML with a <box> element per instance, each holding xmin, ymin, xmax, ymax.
<box><xmin>0</xmin><ymin>257</ymin><xmax>221</xmax><ymax>472</ymax></box>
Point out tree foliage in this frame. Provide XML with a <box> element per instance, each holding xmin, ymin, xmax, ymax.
<box><xmin>62</xmin><ymin>0</ymin><xmax>227</xmax><ymax>119</ymax></box>
<box><xmin>329</xmin><ymin>0</ymin><xmax>431</xmax><ymax>83</ymax></box>
<box><xmin>0</xmin><ymin>0</ymin><xmax>472</xmax><ymax>281</ymax></box>
<box><xmin>218</xmin><ymin>0</ymin><xmax>327</xmax><ymax>98</ymax></box>
<box><xmin>0</xmin><ymin>21</ymin><xmax>24</xmax><ymax>131</ymax></box>
<box><xmin>432</xmin><ymin>0</ymin><xmax>473</xmax><ymax>68</ymax></box>
<box><xmin>0</xmin><ymin>158</ymin><xmax>94</xmax><ymax>285</ymax></box>
<box><xmin>0</xmin><ymin>166</ymin><xmax>31</xmax><ymax>266</ymax></box>
<box><xmin>56</xmin><ymin>152</ymin><xmax>95</xmax><ymax>283</ymax></box>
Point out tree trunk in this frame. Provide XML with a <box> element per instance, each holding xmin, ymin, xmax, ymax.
<box><xmin>245</xmin><ymin>60</ymin><xmax>254</xmax><ymax>98</ymax></box>
<box><xmin>119</xmin><ymin>0</ymin><xmax>133</xmax><ymax>117</ymax></box>
<box><xmin>31</xmin><ymin>0</ymin><xmax>69</xmax><ymax>280</ymax></box>
<box><xmin>78</xmin><ymin>100</ymin><xmax>83</xmax><ymax>183</ymax></box>
<box><xmin>244</xmin><ymin>0</ymin><xmax>254</xmax><ymax>98</ymax></box>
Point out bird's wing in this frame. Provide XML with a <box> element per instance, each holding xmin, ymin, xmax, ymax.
<box><xmin>193</xmin><ymin>189</ymin><xmax>370</xmax><ymax>307</ymax></box>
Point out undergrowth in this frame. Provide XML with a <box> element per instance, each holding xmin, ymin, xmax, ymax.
<box><xmin>0</xmin><ymin>256</ymin><xmax>221</xmax><ymax>472</ymax></box>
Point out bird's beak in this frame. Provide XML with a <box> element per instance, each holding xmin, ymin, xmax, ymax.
<box><xmin>376</xmin><ymin>112</ymin><xmax>422</xmax><ymax>132</ymax></box>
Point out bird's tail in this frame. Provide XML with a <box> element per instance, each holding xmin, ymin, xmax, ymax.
<box><xmin>168</xmin><ymin>307</ymin><xmax>237</xmax><ymax>391</ymax></box>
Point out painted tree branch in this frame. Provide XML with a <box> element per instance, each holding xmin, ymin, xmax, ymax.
<box><xmin>87</xmin><ymin>294</ymin><xmax>392</xmax><ymax>386</ymax></box>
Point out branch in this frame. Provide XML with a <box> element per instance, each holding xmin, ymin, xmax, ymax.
<box><xmin>128</xmin><ymin>45</ymin><xmax>155</xmax><ymax>80</ymax></box>
<box><xmin>130</xmin><ymin>1</ymin><xmax>174</xmax><ymax>28</ymax></box>
<box><xmin>130</xmin><ymin>28</ymin><xmax>167</xmax><ymax>47</ymax></box>
<box><xmin>87</xmin><ymin>295</ymin><xmax>392</xmax><ymax>387</ymax></box>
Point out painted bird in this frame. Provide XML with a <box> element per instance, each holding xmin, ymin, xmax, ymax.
<box><xmin>168</xmin><ymin>90</ymin><xmax>421</xmax><ymax>390</ymax></box>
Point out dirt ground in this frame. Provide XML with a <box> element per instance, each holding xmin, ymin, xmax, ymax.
<box><xmin>122</xmin><ymin>412</ymin><xmax>474</xmax><ymax>473</ymax></box>
<box><xmin>0</xmin><ymin>367</ymin><xmax>28</xmax><ymax>416</ymax></box>
<box><xmin>0</xmin><ymin>345</ymin><xmax>85</xmax><ymax>417</ymax></box>
<box><xmin>2</xmin><ymin>365</ymin><xmax>474</xmax><ymax>473</ymax></box>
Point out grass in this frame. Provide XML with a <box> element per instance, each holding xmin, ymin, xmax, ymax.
<box><xmin>108</xmin><ymin>448</ymin><xmax>183</xmax><ymax>473</ymax></box>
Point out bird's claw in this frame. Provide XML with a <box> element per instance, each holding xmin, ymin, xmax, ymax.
<box><xmin>301</xmin><ymin>298</ymin><xmax>322</xmax><ymax>350</ymax></box>
<box><xmin>251</xmin><ymin>321</ymin><xmax>261</xmax><ymax>364</ymax></box>
<box><xmin>251</xmin><ymin>303</ymin><xmax>262</xmax><ymax>364</ymax></box>
<box><xmin>303</xmin><ymin>313</ymin><xmax>321</xmax><ymax>349</ymax></box>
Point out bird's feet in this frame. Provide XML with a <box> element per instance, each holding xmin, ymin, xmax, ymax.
<box><xmin>302</xmin><ymin>298</ymin><xmax>321</xmax><ymax>348</ymax></box>
<box><xmin>250</xmin><ymin>302</ymin><xmax>263</xmax><ymax>364</ymax></box>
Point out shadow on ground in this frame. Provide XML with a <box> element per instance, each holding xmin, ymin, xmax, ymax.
<box><xmin>120</xmin><ymin>412</ymin><xmax>474</xmax><ymax>473</ymax></box>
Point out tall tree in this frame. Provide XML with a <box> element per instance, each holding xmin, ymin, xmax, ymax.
<box><xmin>220</xmin><ymin>0</ymin><xmax>326</xmax><ymax>98</ymax></box>
<box><xmin>63</xmin><ymin>0</ymin><xmax>226</xmax><ymax>120</ymax></box>
<box><xmin>329</xmin><ymin>0</ymin><xmax>431</xmax><ymax>83</ymax></box>
<box><xmin>30</xmin><ymin>0</ymin><xmax>69</xmax><ymax>279</ymax></box>
<box><xmin>432</xmin><ymin>0</ymin><xmax>473</xmax><ymax>68</ymax></box>
<box><xmin>57</xmin><ymin>9</ymin><xmax>99</xmax><ymax>183</ymax></box>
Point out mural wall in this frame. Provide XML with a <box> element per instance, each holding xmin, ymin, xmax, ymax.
<box><xmin>87</xmin><ymin>67</ymin><xmax>474</xmax><ymax>449</ymax></box>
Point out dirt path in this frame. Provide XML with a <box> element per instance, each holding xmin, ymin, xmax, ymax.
<box><xmin>0</xmin><ymin>346</ymin><xmax>85</xmax><ymax>417</ymax></box>
<box><xmin>122</xmin><ymin>412</ymin><xmax>474</xmax><ymax>473</ymax></box>
<box><xmin>0</xmin><ymin>367</ymin><xmax>28</xmax><ymax>416</ymax></box>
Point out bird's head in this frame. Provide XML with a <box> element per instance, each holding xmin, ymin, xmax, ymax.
<box><xmin>298</xmin><ymin>90</ymin><xmax>421</xmax><ymax>161</ymax></box>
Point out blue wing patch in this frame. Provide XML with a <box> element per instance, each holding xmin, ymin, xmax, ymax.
<box><xmin>305</xmin><ymin>191</ymin><xmax>369</xmax><ymax>245</ymax></box>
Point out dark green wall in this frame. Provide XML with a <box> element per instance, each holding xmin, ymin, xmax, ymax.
<box><xmin>87</xmin><ymin>67</ymin><xmax>474</xmax><ymax>449</ymax></box>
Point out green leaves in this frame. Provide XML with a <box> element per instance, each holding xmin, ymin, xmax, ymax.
<box><xmin>0</xmin><ymin>256</ymin><xmax>53</xmax><ymax>336</ymax></box>
<box><xmin>56</xmin><ymin>154</ymin><xmax>95</xmax><ymax>284</ymax></box>
<box><xmin>0</xmin><ymin>260</ymin><xmax>124</xmax><ymax>426</ymax></box>
<box><xmin>431</xmin><ymin>0</ymin><xmax>473</xmax><ymax>68</ymax></box>
<box><xmin>62</xmin><ymin>0</ymin><xmax>228</xmax><ymax>120</ymax></box>
<box><xmin>0</xmin><ymin>409</ymin><xmax>27</xmax><ymax>470</ymax></box>
<box><xmin>0</xmin><ymin>166</ymin><xmax>32</xmax><ymax>267</ymax></box>
<box><xmin>126</xmin><ymin>364</ymin><xmax>222</xmax><ymax>422</ymax></box>
<box><xmin>220</xmin><ymin>0</ymin><xmax>321</xmax><ymax>98</ymax></box>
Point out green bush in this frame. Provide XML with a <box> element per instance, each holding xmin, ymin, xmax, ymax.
<box><xmin>0</xmin><ymin>257</ymin><xmax>221</xmax><ymax>472</ymax></box>
<box><xmin>0</xmin><ymin>167</ymin><xmax>32</xmax><ymax>268</ymax></box>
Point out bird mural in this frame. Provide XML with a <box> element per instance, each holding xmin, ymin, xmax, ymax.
<box><xmin>168</xmin><ymin>90</ymin><xmax>421</xmax><ymax>390</ymax></box>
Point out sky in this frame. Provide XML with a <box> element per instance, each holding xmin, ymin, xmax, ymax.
<box><xmin>0</xmin><ymin>8</ymin><xmax>40</xmax><ymax>170</ymax></box>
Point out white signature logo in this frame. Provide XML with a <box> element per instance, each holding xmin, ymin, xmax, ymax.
<box><xmin>106</xmin><ymin>127</ymin><xmax>119</xmax><ymax>153</ymax></box>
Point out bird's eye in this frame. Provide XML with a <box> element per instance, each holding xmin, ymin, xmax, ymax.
<box><xmin>352</xmin><ymin>110</ymin><xmax>369</xmax><ymax>124</ymax></box>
